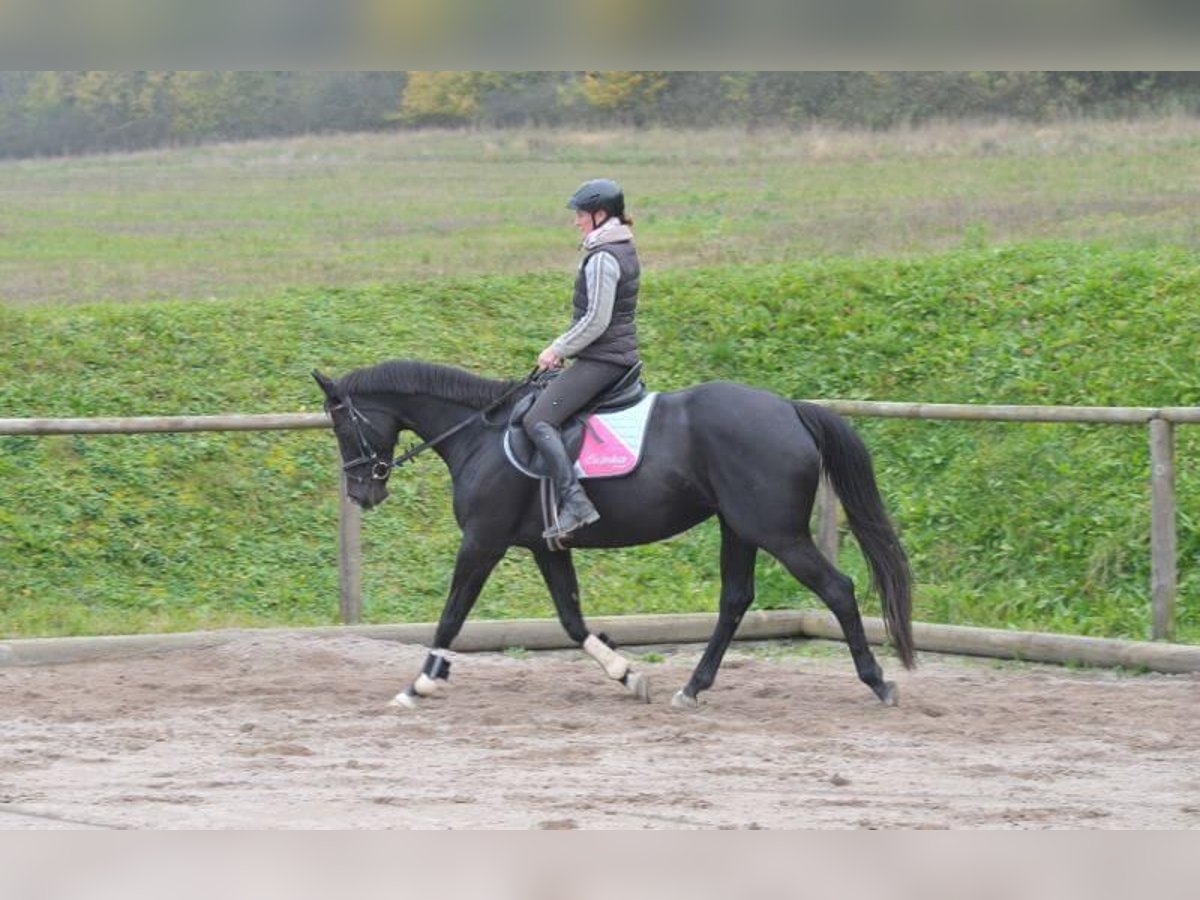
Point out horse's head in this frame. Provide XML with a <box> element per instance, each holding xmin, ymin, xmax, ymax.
<box><xmin>313</xmin><ymin>369</ymin><xmax>396</xmax><ymax>510</ymax></box>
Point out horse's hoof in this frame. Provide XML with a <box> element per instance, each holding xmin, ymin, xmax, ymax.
<box><xmin>389</xmin><ymin>690</ymin><xmax>419</xmax><ymax>710</ymax></box>
<box><xmin>876</xmin><ymin>681</ymin><xmax>899</xmax><ymax>707</ymax></box>
<box><xmin>626</xmin><ymin>671</ymin><xmax>652</xmax><ymax>703</ymax></box>
<box><xmin>670</xmin><ymin>689</ymin><xmax>699</xmax><ymax>710</ymax></box>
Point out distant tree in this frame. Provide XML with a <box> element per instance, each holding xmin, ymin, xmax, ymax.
<box><xmin>168</xmin><ymin>71</ymin><xmax>232</xmax><ymax>140</ymax></box>
<box><xmin>300</xmin><ymin>72</ymin><xmax>408</xmax><ymax>133</ymax></box>
<box><xmin>476</xmin><ymin>73</ymin><xmax>572</xmax><ymax>127</ymax></box>
<box><xmin>651</xmin><ymin>72</ymin><xmax>731</xmax><ymax>126</ymax></box>
<box><xmin>19</xmin><ymin>72</ymin><xmax>95</xmax><ymax>154</ymax></box>
<box><xmin>399</xmin><ymin>72</ymin><xmax>491</xmax><ymax>126</ymax></box>
<box><xmin>580</xmin><ymin>72</ymin><xmax>669</xmax><ymax>126</ymax></box>
<box><xmin>718</xmin><ymin>73</ymin><xmax>851</xmax><ymax>128</ymax></box>
<box><xmin>67</xmin><ymin>71</ymin><xmax>176</xmax><ymax>149</ymax></box>
<box><xmin>2</xmin><ymin>71</ymin><xmax>1199</xmax><ymax>160</ymax></box>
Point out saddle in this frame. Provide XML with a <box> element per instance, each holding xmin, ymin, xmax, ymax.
<box><xmin>504</xmin><ymin>362</ymin><xmax>652</xmax><ymax>480</ymax></box>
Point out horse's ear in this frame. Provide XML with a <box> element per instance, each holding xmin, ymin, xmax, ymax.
<box><xmin>312</xmin><ymin>369</ymin><xmax>338</xmax><ymax>399</ymax></box>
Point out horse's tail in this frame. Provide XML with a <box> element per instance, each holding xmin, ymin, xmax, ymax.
<box><xmin>793</xmin><ymin>401</ymin><xmax>915</xmax><ymax>669</ymax></box>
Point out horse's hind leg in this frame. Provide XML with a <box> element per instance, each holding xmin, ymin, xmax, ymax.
<box><xmin>532</xmin><ymin>545</ymin><xmax>650</xmax><ymax>703</ymax></box>
<box><xmin>672</xmin><ymin>520</ymin><xmax>757</xmax><ymax>708</ymax></box>
<box><xmin>768</xmin><ymin>537</ymin><xmax>897</xmax><ymax>706</ymax></box>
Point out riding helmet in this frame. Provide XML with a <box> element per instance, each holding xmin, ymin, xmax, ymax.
<box><xmin>567</xmin><ymin>178</ymin><xmax>625</xmax><ymax>219</ymax></box>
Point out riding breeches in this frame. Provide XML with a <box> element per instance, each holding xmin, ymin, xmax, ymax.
<box><xmin>523</xmin><ymin>358</ymin><xmax>628</xmax><ymax>434</ymax></box>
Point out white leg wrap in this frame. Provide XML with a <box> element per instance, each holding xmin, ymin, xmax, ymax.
<box><xmin>413</xmin><ymin>673</ymin><xmax>439</xmax><ymax>697</ymax></box>
<box><xmin>583</xmin><ymin>634</ymin><xmax>630</xmax><ymax>681</ymax></box>
<box><xmin>389</xmin><ymin>690</ymin><xmax>418</xmax><ymax>709</ymax></box>
<box><xmin>625</xmin><ymin>670</ymin><xmax>651</xmax><ymax>703</ymax></box>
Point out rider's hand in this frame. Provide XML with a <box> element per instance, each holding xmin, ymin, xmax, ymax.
<box><xmin>537</xmin><ymin>346</ymin><xmax>564</xmax><ymax>371</ymax></box>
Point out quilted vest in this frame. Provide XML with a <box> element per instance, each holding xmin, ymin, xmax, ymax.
<box><xmin>571</xmin><ymin>239</ymin><xmax>640</xmax><ymax>367</ymax></box>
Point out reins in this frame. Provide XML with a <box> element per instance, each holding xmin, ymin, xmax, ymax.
<box><xmin>389</xmin><ymin>367</ymin><xmax>540</xmax><ymax>469</ymax></box>
<box><xmin>335</xmin><ymin>368</ymin><xmax>541</xmax><ymax>483</ymax></box>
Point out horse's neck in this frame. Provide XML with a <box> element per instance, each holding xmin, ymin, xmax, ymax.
<box><xmin>391</xmin><ymin>393</ymin><xmax>482</xmax><ymax>469</ymax></box>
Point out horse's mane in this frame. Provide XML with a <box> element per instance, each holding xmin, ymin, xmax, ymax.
<box><xmin>340</xmin><ymin>360</ymin><xmax>523</xmax><ymax>409</ymax></box>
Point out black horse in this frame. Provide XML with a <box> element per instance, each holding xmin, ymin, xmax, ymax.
<box><xmin>313</xmin><ymin>360</ymin><xmax>914</xmax><ymax>710</ymax></box>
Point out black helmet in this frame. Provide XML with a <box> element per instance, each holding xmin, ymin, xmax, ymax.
<box><xmin>567</xmin><ymin>178</ymin><xmax>625</xmax><ymax>219</ymax></box>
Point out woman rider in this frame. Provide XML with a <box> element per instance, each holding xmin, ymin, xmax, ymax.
<box><xmin>524</xmin><ymin>178</ymin><xmax>642</xmax><ymax>541</ymax></box>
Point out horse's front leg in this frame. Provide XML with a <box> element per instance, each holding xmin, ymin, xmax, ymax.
<box><xmin>390</xmin><ymin>537</ymin><xmax>505</xmax><ymax>710</ymax></box>
<box><xmin>532</xmin><ymin>545</ymin><xmax>651</xmax><ymax>703</ymax></box>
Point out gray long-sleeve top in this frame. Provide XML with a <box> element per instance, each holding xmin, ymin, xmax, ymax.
<box><xmin>550</xmin><ymin>219</ymin><xmax>635</xmax><ymax>359</ymax></box>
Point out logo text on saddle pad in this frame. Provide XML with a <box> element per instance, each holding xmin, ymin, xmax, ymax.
<box><xmin>576</xmin><ymin>410</ymin><xmax>641</xmax><ymax>477</ymax></box>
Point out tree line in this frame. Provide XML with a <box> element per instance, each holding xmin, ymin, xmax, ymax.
<box><xmin>2</xmin><ymin>71</ymin><xmax>1198</xmax><ymax>159</ymax></box>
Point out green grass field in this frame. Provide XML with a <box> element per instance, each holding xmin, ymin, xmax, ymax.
<box><xmin>3</xmin><ymin>120</ymin><xmax>1200</xmax><ymax>306</ymax></box>
<box><xmin>1</xmin><ymin>120</ymin><xmax>1198</xmax><ymax>642</ymax></box>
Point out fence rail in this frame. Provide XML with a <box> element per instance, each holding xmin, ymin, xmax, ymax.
<box><xmin>807</xmin><ymin>400</ymin><xmax>1200</xmax><ymax>425</ymax></box>
<box><xmin>1</xmin><ymin>400</ymin><xmax>1193</xmax><ymax>640</ymax></box>
<box><xmin>0</xmin><ymin>413</ymin><xmax>329</xmax><ymax>435</ymax></box>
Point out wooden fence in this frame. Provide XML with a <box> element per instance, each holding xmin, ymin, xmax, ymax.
<box><xmin>2</xmin><ymin>400</ymin><xmax>1196</xmax><ymax>640</ymax></box>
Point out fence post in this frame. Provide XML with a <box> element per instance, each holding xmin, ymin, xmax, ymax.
<box><xmin>338</xmin><ymin>471</ymin><xmax>363</xmax><ymax>625</ymax></box>
<box><xmin>816</xmin><ymin>476</ymin><xmax>839</xmax><ymax>565</ymax></box>
<box><xmin>1149</xmin><ymin>418</ymin><xmax>1176</xmax><ymax>641</ymax></box>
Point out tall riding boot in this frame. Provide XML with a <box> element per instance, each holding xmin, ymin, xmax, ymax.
<box><xmin>529</xmin><ymin>421</ymin><xmax>600</xmax><ymax>539</ymax></box>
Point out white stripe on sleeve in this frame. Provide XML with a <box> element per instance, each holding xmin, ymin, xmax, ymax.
<box><xmin>551</xmin><ymin>251</ymin><xmax>620</xmax><ymax>358</ymax></box>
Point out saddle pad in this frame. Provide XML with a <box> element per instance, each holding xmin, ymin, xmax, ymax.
<box><xmin>504</xmin><ymin>392</ymin><xmax>658</xmax><ymax>480</ymax></box>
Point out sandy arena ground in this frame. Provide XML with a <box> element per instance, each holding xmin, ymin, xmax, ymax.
<box><xmin>1</xmin><ymin>633</ymin><xmax>1198</xmax><ymax>829</ymax></box>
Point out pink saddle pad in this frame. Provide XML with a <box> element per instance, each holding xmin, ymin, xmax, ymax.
<box><xmin>575</xmin><ymin>393</ymin><xmax>658</xmax><ymax>479</ymax></box>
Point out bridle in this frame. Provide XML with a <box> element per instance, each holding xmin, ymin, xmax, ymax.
<box><xmin>328</xmin><ymin>394</ymin><xmax>396</xmax><ymax>484</ymax></box>
<box><xmin>329</xmin><ymin>369</ymin><xmax>540</xmax><ymax>485</ymax></box>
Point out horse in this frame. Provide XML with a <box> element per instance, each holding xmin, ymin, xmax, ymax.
<box><xmin>312</xmin><ymin>360</ymin><xmax>914</xmax><ymax>710</ymax></box>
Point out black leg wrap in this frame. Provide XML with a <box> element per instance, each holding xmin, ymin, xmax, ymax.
<box><xmin>422</xmin><ymin>652</ymin><xmax>451</xmax><ymax>681</ymax></box>
<box><xmin>597</xmin><ymin>632</ymin><xmax>617</xmax><ymax>650</ymax></box>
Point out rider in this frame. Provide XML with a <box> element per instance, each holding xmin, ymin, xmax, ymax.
<box><xmin>524</xmin><ymin>177</ymin><xmax>642</xmax><ymax>541</ymax></box>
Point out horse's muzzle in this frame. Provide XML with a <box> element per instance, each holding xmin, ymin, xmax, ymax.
<box><xmin>352</xmin><ymin>483</ymin><xmax>389</xmax><ymax>510</ymax></box>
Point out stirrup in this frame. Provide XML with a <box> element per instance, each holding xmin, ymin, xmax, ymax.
<box><xmin>542</xmin><ymin>493</ymin><xmax>599</xmax><ymax>540</ymax></box>
<box><xmin>542</xmin><ymin>508</ymin><xmax>600</xmax><ymax>541</ymax></box>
